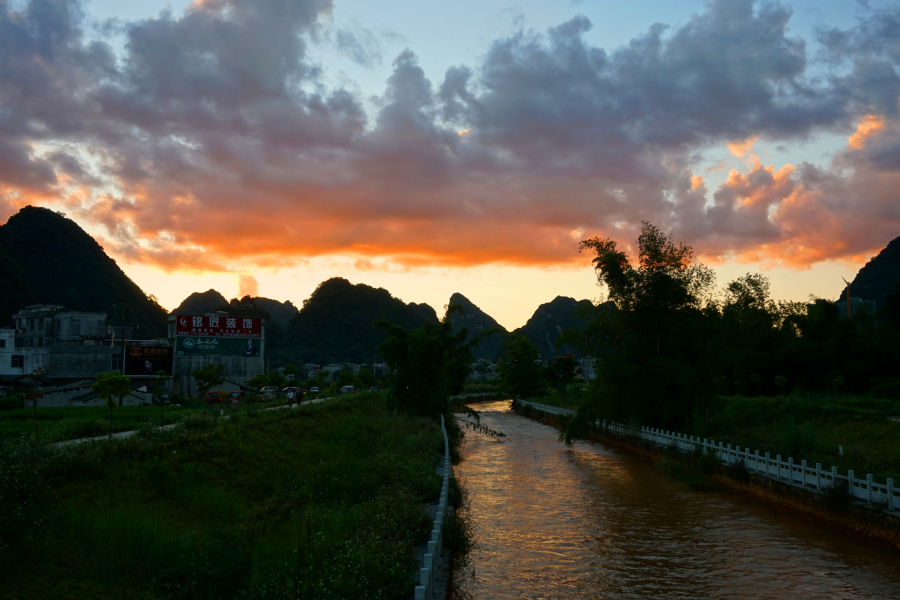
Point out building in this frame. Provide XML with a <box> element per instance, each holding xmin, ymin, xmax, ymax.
<box><xmin>1</xmin><ymin>305</ymin><xmax>112</xmax><ymax>378</ymax></box>
<box><xmin>168</xmin><ymin>312</ymin><xmax>265</xmax><ymax>396</ymax></box>
<box><xmin>835</xmin><ymin>297</ymin><xmax>878</xmax><ymax>318</ymax></box>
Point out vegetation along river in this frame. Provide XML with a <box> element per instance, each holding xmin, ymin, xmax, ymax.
<box><xmin>454</xmin><ymin>401</ymin><xmax>900</xmax><ymax>599</ymax></box>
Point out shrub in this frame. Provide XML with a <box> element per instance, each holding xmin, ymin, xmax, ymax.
<box><xmin>696</xmin><ymin>451</ymin><xmax>721</xmax><ymax>475</ymax></box>
<box><xmin>146</xmin><ymin>457</ymin><xmax>177</xmax><ymax>496</ymax></box>
<box><xmin>822</xmin><ymin>478</ymin><xmax>853</xmax><ymax>512</ymax></box>
<box><xmin>181</xmin><ymin>412</ymin><xmax>216</xmax><ymax>433</ymax></box>
<box><xmin>725</xmin><ymin>458</ymin><xmax>750</xmax><ymax>482</ymax></box>
<box><xmin>0</xmin><ymin>395</ymin><xmax>24</xmax><ymax>411</ymax></box>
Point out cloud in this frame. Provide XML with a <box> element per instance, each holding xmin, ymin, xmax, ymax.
<box><xmin>237</xmin><ymin>273</ymin><xmax>259</xmax><ymax>297</ymax></box>
<box><xmin>0</xmin><ymin>0</ymin><xmax>899</xmax><ymax>274</ymax></box>
<box><xmin>334</xmin><ymin>26</ymin><xmax>382</xmax><ymax>67</ymax></box>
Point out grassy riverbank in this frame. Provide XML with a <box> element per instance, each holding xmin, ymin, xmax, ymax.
<box><xmin>1</xmin><ymin>392</ymin><xmax>444</xmax><ymax>600</ymax></box>
<box><xmin>703</xmin><ymin>393</ymin><xmax>900</xmax><ymax>483</ymax></box>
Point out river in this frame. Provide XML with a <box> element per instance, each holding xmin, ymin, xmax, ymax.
<box><xmin>454</xmin><ymin>400</ymin><xmax>900</xmax><ymax>599</ymax></box>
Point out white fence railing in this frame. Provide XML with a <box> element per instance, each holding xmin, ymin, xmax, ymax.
<box><xmin>415</xmin><ymin>414</ymin><xmax>452</xmax><ymax>600</ymax></box>
<box><xmin>517</xmin><ymin>400</ymin><xmax>899</xmax><ymax>514</ymax></box>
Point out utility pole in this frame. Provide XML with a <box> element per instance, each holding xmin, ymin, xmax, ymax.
<box><xmin>842</xmin><ymin>277</ymin><xmax>852</xmax><ymax>318</ymax></box>
<box><xmin>121</xmin><ymin>294</ymin><xmax>127</xmax><ymax>375</ymax></box>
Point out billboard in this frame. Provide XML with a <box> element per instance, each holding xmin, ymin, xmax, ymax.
<box><xmin>125</xmin><ymin>345</ymin><xmax>174</xmax><ymax>376</ymax></box>
<box><xmin>175</xmin><ymin>315</ymin><xmax>261</xmax><ymax>338</ymax></box>
<box><xmin>175</xmin><ymin>336</ymin><xmax>261</xmax><ymax>358</ymax></box>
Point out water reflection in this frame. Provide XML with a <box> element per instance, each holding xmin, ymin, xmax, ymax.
<box><xmin>455</xmin><ymin>401</ymin><xmax>900</xmax><ymax>599</ymax></box>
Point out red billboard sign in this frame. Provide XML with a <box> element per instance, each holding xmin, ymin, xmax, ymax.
<box><xmin>175</xmin><ymin>315</ymin><xmax>262</xmax><ymax>338</ymax></box>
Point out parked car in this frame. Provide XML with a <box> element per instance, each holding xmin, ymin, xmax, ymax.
<box><xmin>340</xmin><ymin>385</ymin><xmax>355</xmax><ymax>393</ymax></box>
<box><xmin>205</xmin><ymin>391</ymin><xmax>228</xmax><ymax>403</ymax></box>
<box><xmin>310</xmin><ymin>387</ymin><xmax>319</xmax><ymax>393</ymax></box>
<box><xmin>259</xmin><ymin>385</ymin><xmax>278</xmax><ymax>398</ymax></box>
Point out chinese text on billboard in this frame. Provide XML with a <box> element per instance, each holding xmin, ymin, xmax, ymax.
<box><xmin>175</xmin><ymin>315</ymin><xmax>261</xmax><ymax>338</ymax></box>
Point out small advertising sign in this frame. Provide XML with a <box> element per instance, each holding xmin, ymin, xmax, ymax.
<box><xmin>175</xmin><ymin>315</ymin><xmax>261</xmax><ymax>338</ymax></box>
<box><xmin>175</xmin><ymin>336</ymin><xmax>261</xmax><ymax>358</ymax></box>
<box><xmin>125</xmin><ymin>345</ymin><xmax>174</xmax><ymax>376</ymax></box>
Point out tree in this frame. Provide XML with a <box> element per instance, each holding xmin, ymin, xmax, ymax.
<box><xmin>376</xmin><ymin>304</ymin><xmax>474</xmax><ymax>417</ymax></box>
<box><xmin>496</xmin><ymin>335</ymin><xmax>544</xmax><ymax>398</ymax></box>
<box><xmin>25</xmin><ymin>365</ymin><xmax>51</xmax><ymax>443</ymax></box>
<box><xmin>544</xmin><ymin>354</ymin><xmax>581</xmax><ymax>396</ymax></box>
<box><xmin>191</xmin><ymin>363</ymin><xmax>225</xmax><ymax>399</ymax></box>
<box><xmin>472</xmin><ymin>359</ymin><xmax>494</xmax><ymax>381</ymax></box>
<box><xmin>573</xmin><ymin>222</ymin><xmax>717</xmax><ymax>430</ymax></box>
<box><xmin>152</xmin><ymin>370</ymin><xmax>171</xmax><ymax>425</ymax></box>
<box><xmin>93</xmin><ymin>371</ymin><xmax>132</xmax><ymax>439</ymax></box>
<box><xmin>357</xmin><ymin>368</ymin><xmax>375</xmax><ymax>387</ymax></box>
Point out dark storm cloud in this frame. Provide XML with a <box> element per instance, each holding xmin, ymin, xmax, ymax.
<box><xmin>0</xmin><ymin>0</ymin><xmax>899</xmax><ymax>270</ymax></box>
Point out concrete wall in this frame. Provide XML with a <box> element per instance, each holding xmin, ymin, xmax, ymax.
<box><xmin>172</xmin><ymin>356</ymin><xmax>264</xmax><ymax>397</ymax></box>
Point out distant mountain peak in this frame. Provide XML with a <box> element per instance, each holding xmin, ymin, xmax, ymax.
<box><xmin>513</xmin><ymin>296</ymin><xmax>592</xmax><ymax>359</ymax></box>
<box><xmin>447</xmin><ymin>293</ymin><xmax>507</xmax><ymax>360</ymax></box>
<box><xmin>840</xmin><ymin>236</ymin><xmax>900</xmax><ymax>307</ymax></box>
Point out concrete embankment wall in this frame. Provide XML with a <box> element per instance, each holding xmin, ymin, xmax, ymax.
<box><xmin>513</xmin><ymin>399</ymin><xmax>900</xmax><ymax>551</ymax></box>
<box><xmin>413</xmin><ymin>415</ymin><xmax>453</xmax><ymax>600</ymax></box>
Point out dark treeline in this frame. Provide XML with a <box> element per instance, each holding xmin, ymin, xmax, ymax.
<box><xmin>563</xmin><ymin>222</ymin><xmax>900</xmax><ymax>432</ymax></box>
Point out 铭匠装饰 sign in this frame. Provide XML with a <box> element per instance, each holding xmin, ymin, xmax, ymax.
<box><xmin>175</xmin><ymin>336</ymin><xmax>261</xmax><ymax>358</ymax></box>
<box><xmin>175</xmin><ymin>315</ymin><xmax>261</xmax><ymax>338</ymax></box>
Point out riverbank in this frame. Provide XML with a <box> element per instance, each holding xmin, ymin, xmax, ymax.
<box><xmin>511</xmin><ymin>399</ymin><xmax>900</xmax><ymax>552</ymax></box>
<box><xmin>1</xmin><ymin>392</ymin><xmax>445</xmax><ymax>599</ymax></box>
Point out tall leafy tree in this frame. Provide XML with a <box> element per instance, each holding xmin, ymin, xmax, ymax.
<box><xmin>573</xmin><ymin>222</ymin><xmax>717</xmax><ymax>430</ymax></box>
<box><xmin>376</xmin><ymin>305</ymin><xmax>474</xmax><ymax>417</ymax></box>
<box><xmin>93</xmin><ymin>371</ymin><xmax>132</xmax><ymax>438</ymax></box>
<box><xmin>496</xmin><ymin>335</ymin><xmax>544</xmax><ymax>398</ymax></box>
<box><xmin>191</xmin><ymin>363</ymin><xmax>225</xmax><ymax>399</ymax></box>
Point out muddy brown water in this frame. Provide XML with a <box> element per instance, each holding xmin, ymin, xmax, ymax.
<box><xmin>454</xmin><ymin>401</ymin><xmax>900</xmax><ymax>599</ymax></box>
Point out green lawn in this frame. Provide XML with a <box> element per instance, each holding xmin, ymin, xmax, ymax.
<box><xmin>1</xmin><ymin>392</ymin><xmax>443</xmax><ymax>600</ymax></box>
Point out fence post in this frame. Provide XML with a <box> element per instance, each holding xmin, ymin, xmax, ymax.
<box><xmin>801</xmin><ymin>459</ymin><xmax>806</xmax><ymax>486</ymax></box>
<box><xmin>888</xmin><ymin>479</ymin><xmax>895</xmax><ymax>511</ymax></box>
<box><xmin>415</xmin><ymin>586</ymin><xmax>426</xmax><ymax>600</ymax></box>
<box><xmin>866</xmin><ymin>474</ymin><xmax>873</xmax><ymax>506</ymax></box>
<box><xmin>788</xmin><ymin>457</ymin><xmax>794</xmax><ymax>483</ymax></box>
<box><xmin>848</xmin><ymin>470</ymin><xmax>855</xmax><ymax>500</ymax></box>
<box><xmin>776</xmin><ymin>455</ymin><xmax>782</xmax><ymax>479</ymax></box>
<box><xmin>815</xmin><ymin>463</ymin><xmax>821</xmax><ymax>491</ymax></box>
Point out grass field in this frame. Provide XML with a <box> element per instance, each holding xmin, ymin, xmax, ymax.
<box><xmin>0</xmin><ymin>392</ymin><xmax>444</xmax><ymax>600</ymax></box>
<box><xmin>0</xmin><ymin>404</ymin><xmax>202</xmax><ymax>442</ymax></box>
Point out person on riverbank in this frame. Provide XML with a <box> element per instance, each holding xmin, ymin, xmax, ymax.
<box><xmin>287</xmin><ymin>389</ymin><xmax>295</xmax><ymax>408</ymax></box>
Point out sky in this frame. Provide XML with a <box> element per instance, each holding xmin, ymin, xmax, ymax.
<box><xmin>1</xmin><ymin>0</ymin><xmax>899</xmax><ymax>330</ymax></box>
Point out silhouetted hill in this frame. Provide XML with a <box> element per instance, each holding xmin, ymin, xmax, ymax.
<box><xmin>513</xmin><ymin>296</ymin><xmax>593</xmax><ymax>359</ymax></box>
<box><xmin>1</xmin><ymin>206</ymin><xmax>167</xmax><ymax>337</ymax></box>
<box><xmin>281</xmin><ymin>278</ymin><xmax>438</xmax><ymax>364</ymax></box>
<box><xmin>172</xmin><ymin>289</ymin><xmax>229</xmax><ymax>315</ymax></box>
<box><xmin>447</xmin><ymin>293</ymin><xmax>507</xmax><ymax>361</ymax></box>
<box><xmin>250</xmin><ymin>297</ymin><xmax>299</xmax><ymax>329</ymax></box>
<box><xmin>840</xmin><ymin>236</ymin><xmax>900</xmax><ymax>308</ymax></box>
<box><xmin>0</xmin><ymin>231</ymin><xmax>33</xmax><ymax>326</ymax></box>
<box><xmin>173</xmin><ymin>290</ymin><xmax>299</xmax><ymax>330</ymax></box>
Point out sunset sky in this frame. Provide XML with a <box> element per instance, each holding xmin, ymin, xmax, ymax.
<box><xmin>2</xmin><ymin>0</ymin><xmax>899</xmax><ymax>330</ymax></box>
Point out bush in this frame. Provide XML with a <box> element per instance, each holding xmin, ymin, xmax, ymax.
<box><xmin>822</xmin><ymin>478</ymin><xmax>853</xmax><ymax>512</ymax></box>
<box><xmin>181</xmin><ymin>412</ymin><xmax>216</xmax><ymax>433</ymax></box>
<box><xmin>0</xmin><ymin>395</ymin><xmax>23</xmax><ymax>411</ymax></box>
<box><xmin>696</xmin><ymin>451</ymin><xmax>721</xmax><ymax>475</ymax></box>
<box><xmin>151</xmin><ymin>532</ymin><xmax>251</xmax><ymax>600</ymax></box>
<box><xmin>146</xmin><ymin>457</ymin><xmax>177</xmax><ymax>497</ymax></box>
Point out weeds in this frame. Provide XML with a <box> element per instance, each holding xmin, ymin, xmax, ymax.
<box><xmin>0</xmin><ymin>391</ymin><xmax>443</xmax><ymax>599</ymax></box>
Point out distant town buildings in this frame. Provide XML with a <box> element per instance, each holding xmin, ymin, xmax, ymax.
<box><xmin>835</xmin><ymin>297</ymin><xmax>878</xmax><ymax>319</ymax></box>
